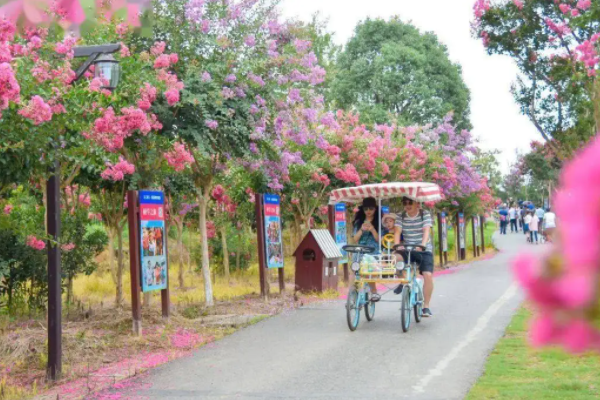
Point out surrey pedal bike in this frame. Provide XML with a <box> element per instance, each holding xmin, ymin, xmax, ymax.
<box><xmin>343</xmin><ymin>240</ymin><xmax>425</xmax><ymax>332</ymax></box>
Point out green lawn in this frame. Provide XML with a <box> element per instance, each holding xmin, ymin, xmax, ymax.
<box><xmin>467</xmin><ymin>307</ymin><xmax>600</xmax><ymax>399</ymax></box>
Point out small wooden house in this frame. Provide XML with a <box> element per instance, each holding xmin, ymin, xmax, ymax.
<box><xmin>294</xmin><ymin>230</ymin><xmax>343</xmax><ymax>293</ymax></box>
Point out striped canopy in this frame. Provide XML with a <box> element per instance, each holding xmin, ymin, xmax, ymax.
<box><xmin>329</xmin><ymin>182</ymin><xmax>443</xmax><ymax>204</ymax></box>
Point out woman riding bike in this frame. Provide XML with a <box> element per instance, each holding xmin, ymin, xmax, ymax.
<box><xmin>352</xmin><ymin>197</ymin><xmax>381</xmax><ymax>301</ymax></box>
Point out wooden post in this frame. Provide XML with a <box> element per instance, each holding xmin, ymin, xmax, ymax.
<box><xmin>471</xmin><ymin>216</ymin><xmax>477</xmax><ymax>258</ymax></box>
<box><xmin>127</xmin><ymin>190</ymin><xmax>142</xmax><ymax>336</ymax></box>
<box><xmin>46</xmin><ymin>158</ymin><xmax>62</xmax><ymax>381</ymax></box>
<box><xmin>480</xmin><ymin>216</ymin><xmax>486</xmax><ymax>254</ymax></box>
<box><xmin>161</xmin><ymin>228</ymin><xmax>171</xmax><ymax>319</ymax></box>
<box><xmin>437</xmin><ymin>213</ymin><xmax>443</xmax><ymax>267</ymax></box>
<box><xmin>278</xmin><ymin>268</ymin><xmax>285</xmax><ymax>293</ymax></box>
<box><xmin>255</xmin><ymin>193</ymin><xmax>269</xmax><ymax>298</ymax></box>
<box><xmin>458</xmin><ymin>212</ymin><xmax>466</xmax><ymax>261</ymax></box>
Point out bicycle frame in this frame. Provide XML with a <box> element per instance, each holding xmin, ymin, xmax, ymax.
<box><xmin>404</xmin><ymin>249</ymin><xmax>424</xmax><ymax>310</ymax></box>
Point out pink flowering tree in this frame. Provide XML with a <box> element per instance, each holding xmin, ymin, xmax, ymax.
<box><xmin>0</xmin><ymin>8</ymin><xmax>185</xmax><ymax>306</ymax></box>
<box><xmin>152</xmin><ymin>0</ymin><xmax>327</xmax><ymax>306</ymax></box>
<box><xmin>472</xmin><ymin>0</ymin><xmax>598</xmax><ymax>156</ymax></box>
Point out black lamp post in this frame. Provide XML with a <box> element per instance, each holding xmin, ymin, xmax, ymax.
<box><xmin>46</xmin><ymin>43</ymin><xmax>120</xmax><ymax>381</ymax></box>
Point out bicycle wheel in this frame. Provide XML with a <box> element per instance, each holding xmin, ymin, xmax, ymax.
<box><xmin>401</xmin><ymin>286</ymin><xmax>411</xmax><ymax>333</ymax></box>
<box><xmin>365</xmin><ymin>285</ymin><xmax>376</xmax><ymax>322</ymax></box>
<box><xmin>346</xmin><ymin>287</ymin><xmax>360</xmax><ymax>331</ymax></box>
<box><xmin>414</xmin><ymin>282</ymin><xmax>423</xmax><ymax>323</ymax></box>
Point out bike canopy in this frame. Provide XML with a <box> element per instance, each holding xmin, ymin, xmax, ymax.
<box><xmin>329</xmin><ymin>182</ymin><xmax>442</xmax><ymax>205</ymax></box>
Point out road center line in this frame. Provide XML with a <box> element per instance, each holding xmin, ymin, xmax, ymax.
<box><xmin>412</xmin><ymin>283</ymin><xmax>518</xmax><ymax>394</ymax></box>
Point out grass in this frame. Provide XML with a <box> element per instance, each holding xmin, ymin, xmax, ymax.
<box><xmin>433</xmin><ymin>220</ymin><xmax>497</xmax><ymax>264</ymax></box>
<box><xmin>466</xmin><ymin>307</ymin><xmax>600</xmax><ymax>400</ymax></box>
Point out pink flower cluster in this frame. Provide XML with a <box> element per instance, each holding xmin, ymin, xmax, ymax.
<box><xmin>138</xmin><ymin>83</ymin><xmax>158</xmax><ymax>111</ymax></box>
<box><xmin>3</xmin><ymin>204</ymin><xmax>12</xmax><ymax>214</ymax></box>
<box><xmin>211</xmin><ymin>185</ymin><xmax>237</xmax><ymax>215</ymax></box>
<box><xmin>61</xmin><ymin>243</ymin><xmax>76</xmax><ymax>252</ymax></box>
<box><xmin>335</xmin><ymin>164</ymin><xmax>361</xmax><ymax>186</ymax></box>
<box><xmin>164</xmin><ymin>142</ymin><xmax>195</xmax><ymax>171</ymax></box>
<box><xmin>473</xmin><ymin>0</ymin><xmax>490</xmax><ymax>18</ymax></box>
<box><xmin>100</xmin><ymin>157</ymin><xmax>136</xmax><ymax>181</ymax></box>
<box><xmin>26</xmin><ymin>235</ymin><xmax>46</xmax><ymax>250</ymax></box>
<box><xmin>85</xmin><ymin>106</ymin><xmax>162</xmax><ymax>152</ymax></box>
<box><xmin>55</xmin><ymin>36</ymin><xmax>77</xmax><ymax>59</ymax></box>
<box><xmin>0</xmin><ymin>63</ymin><xmax>20</xmax><ymax>114</ymax></box>
<box><xmin>512</xmin><ymin>0</ymin><xmax>523</xmax><ymax>10</ymax></box>
<box><xmin>311</xmin><ymin>171</ymin><xmax>330</xmax><ymax>187</ymax></box>
<box><xmin>514</xmin><ymin>138</ymin><xmax>600</xmax><ymax>353</ymax></box>
<box><xmin>576</xmin><ymin>34</ymin><xmax>600</xmax><ymax>76</ymax></box>
<box><xmin>205</xmin><ymin>119</ymin><xmax>218</xmax><ymax>130</ymax></box>
<box><xmin>18</xmin><ymin>95</ymin><xmax>53</xmax><ymax>125</ymax></box>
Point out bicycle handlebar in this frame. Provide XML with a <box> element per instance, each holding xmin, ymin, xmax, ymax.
<box><xmin>393</xmin><ymin>244</ymin><xmax>427</xmax><ymax>252</ymax></box>
<box><xmin>343</xmin><ymin>245</ymin><xmax>375</xmax><ymax>254</ymax></box>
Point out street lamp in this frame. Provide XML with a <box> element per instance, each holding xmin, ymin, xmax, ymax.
<box><xmin>94</xmin><ymin>53</ymin><xmax>121</xmax><ymax>90</ymax></box>
<box><xmin>46</xmin><ymin>43</ymin><xmax>121</xmax><ymax>382</ymax></box>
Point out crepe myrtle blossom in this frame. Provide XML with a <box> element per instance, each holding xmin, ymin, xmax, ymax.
<box><xmin>101</xmin><ymin>157</ymin><xmax>136</xmax><ymax>181</ymax></box>
<box><xmin>205</xmin><ymin>119</ymin><xmax>218</xmax><ymax>130</ymax></box>
<box><xmin>26</xmin><ymin>235</ymin><xmax>46</xmax><ymax>250</ymax></box>
<box><xmin>164</xmin><ymin>142</ymin><xmax>195</xmax><ymax>171</ymax></box>
<box><xmin>18</xmin><ymin>95</ymin><xmax>53</xmax><ymax>125</ymax></box>
<box><xmin>513</xmin><ymin>137</ymin><xmax>600</xmax><ymax>353</ymax></box>
<box><xmin>61</xmin><ymin>243</ymin><xmax>76</xmax><ymax>252</ymax></box>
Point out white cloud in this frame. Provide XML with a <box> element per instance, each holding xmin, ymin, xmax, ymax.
<box><xmin>279</xmin><ymin>0</ymin><xmax>539</xmax><ymax>173</ymax></box>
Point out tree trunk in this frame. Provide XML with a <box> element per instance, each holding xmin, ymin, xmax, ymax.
<box><xmin>115</xmin><ymin>224</ymin><xmax>124</xmax><ymax>308</ymax></box>
<box><xmin>293</xmin><ymin>216</ymin><xmax>302</xmax><ymax>250</ymax></box>
<box><xmin>177</xmin><ymin>223</ymin><xmax>185</xmax><ymax>288</ymax></box>
<box><xmin>593</xmin><ymin>80</ymin><xmax>600</xmax><ymax>133</ymax></box>
<box><xmin>198</xmin><ymin>186</ymin><xmax>214</xmax><ymax>306</ymax></box>
<box><xmin>67</xmin><ymin>275</ymin><xmax>74</xmax><ymax>305</ymax></box>
<box><xmin>107</xmin><ymin>228</ymin><xmax>116</xmax><ymax>284</ymax></box>
<box><xmin>187</xmin><ymin>227</ymin><xmax>193</xmax><ymax>273</ymax></box>
<box><xmin>221</xmin><ymin>226</ymin><xmax>230</xmax><ymax>281</ymax></box>
<box><xmin>236</xmin><ymin>247</ymin><xmax>241</xmax><ymax>271</ymax></box>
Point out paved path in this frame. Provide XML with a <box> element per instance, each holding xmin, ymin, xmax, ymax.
<box><xmin>106</xmin><ymin>231</ymin><xmax>544</xmax><ymax>400</ymax></box>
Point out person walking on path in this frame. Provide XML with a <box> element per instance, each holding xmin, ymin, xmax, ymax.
<box><xmin>523</xmin><ymin>211</ymin><xmax>532</xmax><ymax>241</ymax></box>
<box><xmin>508</xmin><ymin>205</ymin><xmax>518</xmax><ymax>233</ymax></box>
<box><xmin>529</xmin><ymin>212</ymin><xmax>540</xmax><ymax>244</ymax></box>
<box><xmin>535</xmin><ymin>206</ymin><xmax>545</xmax><ymax>239</ymax></box>
<box><xmin>499</xmin><ymin>205</ymin><xmax>508</xmax><ymax>235</ymax></box>
<box><xmin>542</xmin><ymin>207</ymin><xmax>557</xmax><ymax>243</ymax></box>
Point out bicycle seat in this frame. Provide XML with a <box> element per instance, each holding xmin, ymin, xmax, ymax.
<box><xmin>343</xmin><ymin>245</ymin><xmax>375</xmax><ymax>254</ymax></box>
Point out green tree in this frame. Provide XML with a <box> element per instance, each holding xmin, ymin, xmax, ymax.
<box><xmin>332</xmin><ymin>17</ymin><xmax>471</xmax><ymax>128</ymax></box>
<box><xmin>472</xmin><ymin>0</ymin><xmax>600</xmax><ymax>157</ymax></box>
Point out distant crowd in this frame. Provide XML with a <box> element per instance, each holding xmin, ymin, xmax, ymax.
<box><xmin>497</xmin><ymin>203</ymin><xmax>557</xmax><ymax>244</ymax></box>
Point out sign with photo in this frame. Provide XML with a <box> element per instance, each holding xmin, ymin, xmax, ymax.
<box><xmin>441</xmin><ymin>212</ymin><xmax>448</xmax><ymax>252</ymax></box>
<box><xmin>458</xmin><ymin>212</ymin><xmax>466</xmax><ymax>250</ymax></box>
<box><xmin>334</xmin><ymin>203</ymin><xmax>348</xmax><ymax>263</ymax></box>
<box><xmin>263</xmin><ymin>194</ymin><xmax>284</xmax><ymax>269</ymax></box>
<box><xmin>139</xmin><ymin>191</ymin><xmax>168</xmax><ymax>292</ymax></box>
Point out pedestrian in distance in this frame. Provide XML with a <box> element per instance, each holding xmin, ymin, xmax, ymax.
<box><xmin>529</xmin><ymin>212</ymin><xmax>540</xmax><ymax>244</ymax></box>
<box><xmin>499</xmin><ymin>205</ymin><xmax>508</xmax><ymax>235</ymax></box>
<box><xmin>508</xmin><ymin>204</ymin><xmax>518</xmax><ymax>233</ymax></box>
<box><xmin>523</xmin><ymin>211</ymin><xmax>532</xmax><ymax>241</ymax></box>
<box><xmin>543</xmin><ymin>207</ymin><xmax>557</xmax><ymax>243</ymax></box>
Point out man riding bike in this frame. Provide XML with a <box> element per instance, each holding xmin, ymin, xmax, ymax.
<box><xmin>393</xmin><ymin>197</ymin><xmax>434</xmax><ymax>317</ymax></box>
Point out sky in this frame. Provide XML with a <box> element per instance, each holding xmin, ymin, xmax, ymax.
<box><xmin>279</xmin><ymin>0</ymin><xmax>540</xmax><ymax>173</ymax></box>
